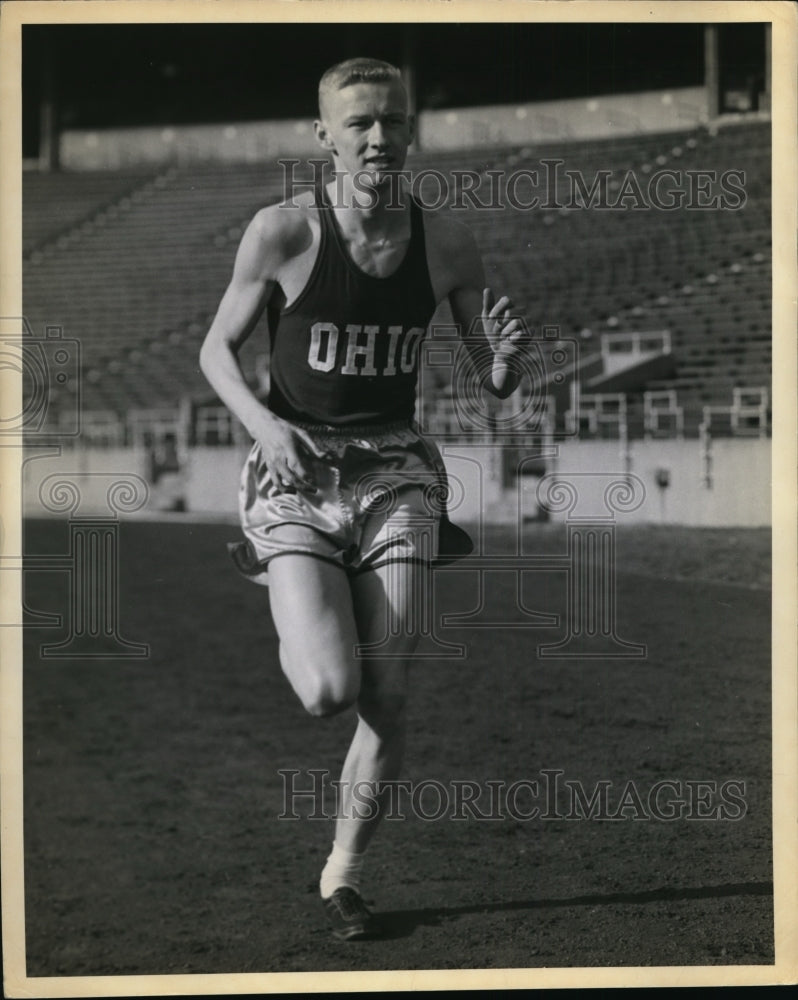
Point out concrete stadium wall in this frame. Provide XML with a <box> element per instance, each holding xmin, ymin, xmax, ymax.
<box><xmin>22</xmin><ymin>446</ymin><xmax>247</xmax><ymax>518</ymax></box>
<box><xmin>58</xmin><ymin>87</ymin><xmax>706</xmax><ymax>170</ymax></box>
<box><xmin>22</xmin><ymin>436</ymin><xmax>770</xmax><ymax>528</ymax></box>
<box><xmin>22</xmin><ymin>447</ymin><xmax>150</xmax><ymax>518</ymax></box>
<box><xmin>534</xmin><ymin>437</ymin><xmax>771</xmax><ymax>527</ymax></box>
<box><xmin>185</xmin><ymin>446</ymin><xmax>251</xmax><ymax>513</ymax></box>
<box><xmin>417</xmin><ymin>88</ymin><xmax>706</xmax><ymax>151</ymax></box>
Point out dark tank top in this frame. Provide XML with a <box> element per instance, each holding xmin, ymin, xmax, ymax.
<box><xmin>266</xmin><ymin>184</ymin><xmax>437</xmax><ymax>426</ymax></box>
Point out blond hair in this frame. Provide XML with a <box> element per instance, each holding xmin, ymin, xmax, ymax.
<box><xmin>318</xmin><ymin>58</ymin><xmax>405</xmax><ymax>117</ymax></box>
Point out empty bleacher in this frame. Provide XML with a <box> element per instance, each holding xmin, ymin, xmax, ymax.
<box><xmin>23</xmin><ymin>169</ymin><xmax>160</xmax><ymax>257</ymax></box>
<box><xmin>22</xmin><ymin>117</ymin><xmax>771</xmax><ymax>439</ymax></box>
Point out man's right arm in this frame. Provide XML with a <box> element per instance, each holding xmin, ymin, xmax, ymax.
<box><xmin>199</xmin><ymin>208</ymin><xmax>280</xmax><ymax>434</ymax></box>
<box><xmin>199</xmin><ymin>207</ymin><xmax>318</xmax><ymax>492</ymax></box>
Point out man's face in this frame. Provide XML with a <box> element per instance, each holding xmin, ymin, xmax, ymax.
<box><xmin>315</xmin><ymin>80</ymin><xmax>414</xmax><ymax>187</ymax></box>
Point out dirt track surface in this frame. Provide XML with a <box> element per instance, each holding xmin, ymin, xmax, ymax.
<box><xmin>21</xmin><ymin>521</ymin><xmax>772</xmax><ymax>976</ymax></box>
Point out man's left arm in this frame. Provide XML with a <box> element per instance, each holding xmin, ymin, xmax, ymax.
<box><xmin>446</xmin><ymin>227</ymin><xmax>528</xmax><ymax>399</ymax></box>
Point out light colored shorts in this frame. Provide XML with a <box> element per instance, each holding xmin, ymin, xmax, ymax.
<box><xmin>228</xmin><ymin>421</ymin><xmax>472</xmax><ymax>586</ymax></box>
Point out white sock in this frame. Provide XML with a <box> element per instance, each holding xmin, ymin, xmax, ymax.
<box><xmin>319</xmin><ymin>841</ymin><xmax>366</xmax><ymax>899</ymax></box>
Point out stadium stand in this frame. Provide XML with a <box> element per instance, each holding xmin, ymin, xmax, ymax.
<box><xmin>22</xmin><ymin>118</ymin><xmax>770</xmax><ymax>445</ymax></box>
<box><xmin>22</xmin><ymin>170</ymin><xmax>160</xmax><ymax>257</ymax></box>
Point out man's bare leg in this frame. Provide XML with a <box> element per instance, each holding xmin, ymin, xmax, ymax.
<box><xmin>267</xmin><ymin>549</ymin><xmax>428</xmax><ymax>936</ymax></box>
<box><xmin>267</xmin><ymin>554</ymin><xmax>361</xmax><ymax>717</ymax></box>
<box><xmin>330</xmin><ymin>560</ymin><xmax>424</xmax><ymax>856</ymax></box>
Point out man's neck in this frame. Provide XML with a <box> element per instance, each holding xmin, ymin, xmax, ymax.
<box><xmin>326</xmin><ymin>174</ymin><xmax>411</xmax><ymax>244</ymax></box>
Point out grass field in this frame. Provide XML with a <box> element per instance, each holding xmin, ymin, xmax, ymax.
<box><xmin>20</xmin><ymin>519</ymin><xmax>772</xmax><ymax>975</ymax></box>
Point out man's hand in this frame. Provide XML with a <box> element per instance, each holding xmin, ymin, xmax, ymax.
<box><xmin>482</xmin><ymin>288</ymin><xmax>528</xmax><ymax>359</ymax></box>
<box><xmin>480</xmin><ymin>287</ymin><xmax>529</xmax><ymax>397</ymax></box>
<box><xmin>252</xmin><ymin>410</ymin><xmax>321</xmax><ymax>494</ymax></box>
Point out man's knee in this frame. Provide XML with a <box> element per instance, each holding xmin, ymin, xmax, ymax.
<box><xmin>279</xmin><ymin>644</ymin><xmax>359</xmax><ymax>717</ymax></box>
<box><xmin>304</xmin><ymin>682</ymin><xmax>358</xmax><ymax>718</ymax></box>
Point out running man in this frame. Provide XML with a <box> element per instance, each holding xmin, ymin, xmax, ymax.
<box><xmin>199</xmin><ymin>57</ymin><xmax>527</xmax><ymax>940</ymax></box>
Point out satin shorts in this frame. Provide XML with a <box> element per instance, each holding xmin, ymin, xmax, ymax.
<box><xmin>228</xmin><ymin>421</ymin><xmax>471</xmax><ymax>586</ymax></box>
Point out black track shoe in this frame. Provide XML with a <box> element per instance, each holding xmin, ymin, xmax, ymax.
<box><xmin>322</xmin><ymin>887</ymin><xmax>381</xmax><ymax>941</ymax></box>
